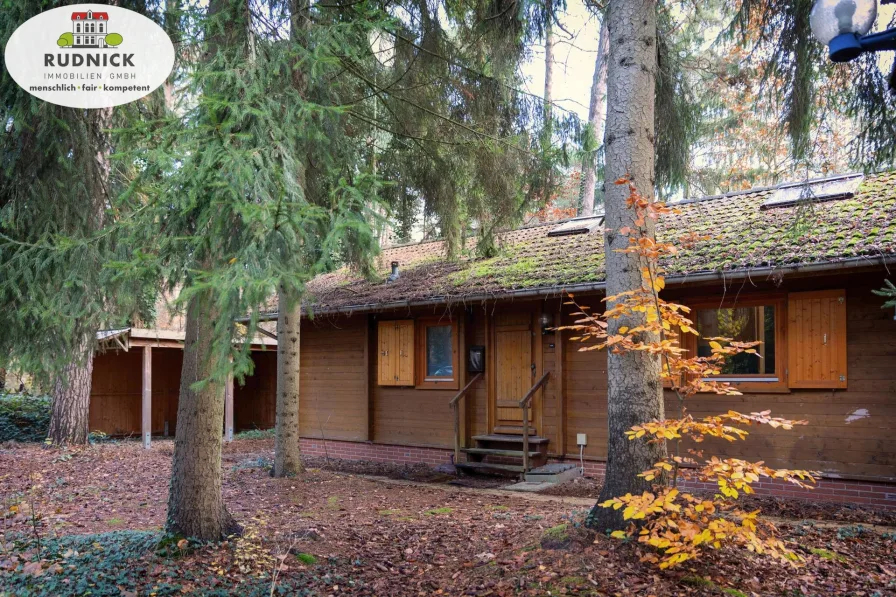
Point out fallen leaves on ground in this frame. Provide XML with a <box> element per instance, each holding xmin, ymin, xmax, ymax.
<box><xmin>0</xmin><ymin>439</ymin><xmax>893</xmax><ymax>596</ymax></box>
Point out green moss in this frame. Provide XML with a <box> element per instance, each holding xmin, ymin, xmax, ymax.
<box><xmin>542</xmin><ymin>524</ymin><xmax>568</xmax><ymax>541</ymax></box>
<box><xmin>326</xmin><ymin>496</ymin><xmax>341</xmax><ymax>509</ymax></box>
<box><xmin>809</xmin><ymin>547</ymin><xmax>848</xmax><ymax>563</ymax></box>
<box><xmin>681</xmin><ymin>575</ymin><xmax>715</xmax><ymax>588</ymax></box>
<box><xmin>424</xmin><ymin>507</ymin><xmax>453</xmax><ymax>516</ymax></box>
<box><xmin>107</xmin><ymin>517</ymin><xmax>124</xmax><ymax>526</ymax></box>
<box><xmin>295</xmin><ymin>553</ymin><xmax>317</xmax><ymax>565</ymax></box>
<box><xmin>378</xmin><ymin>509</ymin><xmax>401</xmax><ymax>516</ymax></box>
<box><xmin>722</xmin><ymin>588</ymin><xmax>748</xmax><ymax>597</ymax></box>
<box><xmin>486</xmin><ymin>505</ymin><xmax>509</xmax><ymax>511</ymax></box>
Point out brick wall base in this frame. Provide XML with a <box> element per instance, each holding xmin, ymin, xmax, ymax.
<box><xmin>299</xmin><ymin>438</ymin><xmax>896</xmax><ymax>510</ymax></box>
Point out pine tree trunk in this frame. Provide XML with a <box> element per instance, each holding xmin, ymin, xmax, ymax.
<box><xmin>47</xmin><ymin>334</ymin><xmax>94</xmax><ymax>445</ymax></box>
<box><xmin>587</xmin><ymin>0</ymin><xmax>666</xmax><ymax>532</ymax></box>
<box><xmin>47</xmin><ymin>99</ymin><xmax>112</xmax><ymax>446</ymax></box>
<box><xmin>273</xmin><ymin>288</ymin><xmax>303</xmax><ymax>477</ymax></box>
<box><xmin>543</xmin><ymin>0</ymin><xmax>555</xmax><ymax>125</ymax></box>
<box><xmin>580</xmin><ymin>17</ymin><xmax>609</xmax><ymax>216</ymax></box>
<box><xmin>166</xmin><ymin>288</ymin><xmax>238</xmax><ymax>540</ymax></box>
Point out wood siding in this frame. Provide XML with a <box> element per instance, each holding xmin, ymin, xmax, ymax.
<box><xmin>560</xmin><ymin>275</ymin><xmax>896</xmax><ymax>482</ymax></box>
<box><xmin>299</xmin><ymin>317</ymin><xmax>368</xmax><ymax>441</ymax></box>
<box><xmin>234</xmin><ymin>350</ymin><xmax>276</xmax><ymax>431</ymax></box>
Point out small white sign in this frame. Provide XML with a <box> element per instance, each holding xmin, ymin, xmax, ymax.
<box><xmin>3</xmin><ymin>4</ymin><xmax>175</xmax><ymax>109</ymax></box>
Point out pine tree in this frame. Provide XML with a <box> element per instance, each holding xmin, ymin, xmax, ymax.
<box><xmin>588</xmin><ymin>0</ymin><xmax>667</xmax><ymax>532</ymax></box>
<box><xmin>0</xmin><ymin>1</ymin><xmax>155</xmax><ymax>445</ymax></box>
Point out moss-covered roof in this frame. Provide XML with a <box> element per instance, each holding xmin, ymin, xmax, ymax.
<box><xmin>305</xmin><ymin>172</ymin><xmax>896</xmax><ymax>312</ymax></box>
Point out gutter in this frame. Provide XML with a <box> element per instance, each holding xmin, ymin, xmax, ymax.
<box><xmin>242</xmin><ymin>253</ymin><xmax>896</xmax><ymax>321</ymax></box>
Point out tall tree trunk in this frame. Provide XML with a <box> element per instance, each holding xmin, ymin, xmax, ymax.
<box><xmin>580</xmin><ymin>18</ymin><xmax>609</xmax><ymax>216</ymax></box>
<box><xmin>587</xmin><ymin>0</ymin><xmax>666</xmax><ymax>531</ymax></box>
<box><xmin>165</xmin><ymin>0</ymin><xmax>244</xmax><ymax>542</ymax></box>
<box><xmin>47</xmin><ymin>100</ymin><xmax>112</xmax><ymax>446</ymax></box>
<box><xmin>270</xmin><ymin>0</ymin><xmax>311</xmax><ymax>479</ymax></box>
<box><xmin>273</xmin><ymin>289</ymin><xmax>303</xmax><ymax>477</ymax></box>
<box><xmin>166</xmin><ymin>288</ymin><xmax>238</xmax><ymax>539</ymax></box>
<box><xmin>47</xmin><ymin>334</ymin><xmax>94</xmax><ymax>445</ymax></box>
<box><xmin>543</xmin><ymin>0</ymin><xmax>555</xmax><ymax>126</ymax></box>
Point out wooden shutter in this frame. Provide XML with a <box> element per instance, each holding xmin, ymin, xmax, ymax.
<box><xmin>396</xmin><ymin>320</ymin><xmax>414</xmax><ymax>385</ymax></box>
<box><xmin>377</xmin><ymin>320</ymin><xmax>414</xmax><ymax>386</ymax></box>
<box><xmin>787</xmin><ymin>290</ymin><xmax>847</xmax><ymax>389</ymax></box>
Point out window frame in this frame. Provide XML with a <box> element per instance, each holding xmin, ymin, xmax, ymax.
<box><xmin>415</xmin><ymin>316</ymin><xmax>460</xmax><ymax>390</ymax></box>
<box><xmin>680</xmin><ymin>294</ymin><xmax>789</xmax><ymax>393</ymax></box>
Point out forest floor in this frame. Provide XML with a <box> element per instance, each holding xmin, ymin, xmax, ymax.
<box><xmin>0</xmin><ymin>438</ymin><xmax>895</xmax><ymax>596</ymax></box>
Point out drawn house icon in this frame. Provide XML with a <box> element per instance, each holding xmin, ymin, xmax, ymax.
<box><xmin>71</xmin><ymin>10</ymin><xmax>109</xmax><ymax>48</ymax></box>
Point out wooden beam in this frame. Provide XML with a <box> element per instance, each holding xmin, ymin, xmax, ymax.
<box><xmin>224</xmin><ymin>372</ymin><xmax>234</xmax><ymax>442</ymax></box>
<box><xmin>555</xmin><ymin>311</ymin><xmax>567</xmax><ymax>457</ymax></box>
<box><xmin>142</xmin><ymin>346</ymin><xmax>152</xmax><ymax>449</ymax></box>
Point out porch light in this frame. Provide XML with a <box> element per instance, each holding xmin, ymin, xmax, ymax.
<box><xmin>539</xmin><ymin>312</ymin><xmax>553</xmax><ymax>335</ymax></box>
<box><xmin>810</xmin><ymin>0</ymin><xmax>896</xmax><ymax>62</ymax></box>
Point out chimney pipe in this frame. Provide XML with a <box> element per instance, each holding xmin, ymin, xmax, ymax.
<box><xmin>387</xmin><ymin>261</ymin><xmax>400</xmax><ymax>283</ymax></box>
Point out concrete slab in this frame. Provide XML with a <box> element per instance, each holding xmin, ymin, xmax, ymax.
<box><xmin>503</xmin><ymin>481</ymin><xmax>555</xmax><ymax>492</ymax></box>
<box><xmin>525</xmin><ymin>463</ymin><xmax>581</xmax><ymax>484</ymax></box>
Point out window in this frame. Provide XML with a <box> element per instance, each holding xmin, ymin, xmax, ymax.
<box><xmin>416</xmin><ymin>317</ymin><xmax>460</xmax><ymax>389</ymax></box>
<box><xmin>696</xmin><ymin>305</ymin><xmax>776</xmax><ymax>375</ymax></box>
<box><xmin>76</xmin><ymin>23</ymin><xmax>81</xmax><ymax>32</ymax></box>
<box><xmin>99</xmin><ymin>23</ymin><xmax>104</xmax><ymax>32</ymax></box>
<box><xmin>680</xmin><ymin>296</ymin><xmax>787</xmax><ymax>392</ymax></box>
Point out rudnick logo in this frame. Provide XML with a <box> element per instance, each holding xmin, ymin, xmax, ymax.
<box><xmin>3</xmin><ymin>4</ymin><xmax>175</xmax><ymax>109</ymax></box>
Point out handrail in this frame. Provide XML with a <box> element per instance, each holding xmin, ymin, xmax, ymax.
<box><xmin>450</xmin><ymin>372</ymin><xmax>482</xmax><ymax>407</ymax></box>
<box><xmin>450</xmin><ymin>373</ymin><xmax>482</xmax><ymax>468</ymax></box>
<box><xmin>519</xmin><ymin>371</ymin><xmax>550</xmax><ymax>478</ymax></box>
<box><xmin>518</xmin><ymin>372</ymin><xmax>551</xmax><ymax>408</ymax></box>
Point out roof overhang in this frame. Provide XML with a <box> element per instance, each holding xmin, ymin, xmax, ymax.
<box><xmin>256</xmin><ymin>253</ymin><xmax>896</xmax><ymax>320</ymax></box>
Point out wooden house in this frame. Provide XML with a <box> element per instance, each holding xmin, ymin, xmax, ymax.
<box><xmin>90</xmin><ymin>172</ymin><xmax>896</xmax><ymax>507</ymax></box>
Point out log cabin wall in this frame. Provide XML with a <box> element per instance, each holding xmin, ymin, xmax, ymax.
<box><xmin>90</xmin><ymin>346</ymin><xmax>182</xmax><ymax>436</ymax></box>
<box><xmin>234</xmin><ymin>350</ymin><xmax>277</xmax><ymax>431</ymax></box>
<box><xmin>299</xmin><ymin>316</ymin><xmax>369</xmax><ymax>441</ymax></box>
<box><xmin>90</xmin><ymin>345</ymin><xmax>274</xmax><ymax>436</ymax></box>
<box><xmin>558</xmin><ymin>272</ymin><xmax>896</xmax><ymax>483</ymax></box>
<box><xmin>367</xmin><ymin>306</ymin><xmax>474</xmax><ymax>447</ymax></box>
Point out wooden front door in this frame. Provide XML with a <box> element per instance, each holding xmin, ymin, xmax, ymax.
<box><xmin>492</xmin><ymin>311</ymin><xmax>536</xmax><ymax>434</ymax></box>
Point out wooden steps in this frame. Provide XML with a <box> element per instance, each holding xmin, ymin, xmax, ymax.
<box><xmin>459</xmin><ymin>434</ymin><xmax>550</xmax><ymax>478</ymax></box>
<box><xmin>461</xmin><ymin>448</ymin><xmax>542</xmax><ymax>458</ymax></box>
<box><xmin>472</xmin><ymin>434</ymin><xmax>549</xmax><ymax>445</ymax></box>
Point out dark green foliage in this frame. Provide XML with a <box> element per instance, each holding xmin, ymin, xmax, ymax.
<box><xmin>0</xmin><ymin>393</ymin><xmax>51</xmax><ymax>443</ymax></box>
<box><xmin>726</xmin><ymin>0</ymin><xmax>896</xmax><ymax>171</ymax></box>
<box><xmin>654</xmin><ymin>9</ymin><xmax>703</xmax><ymax>197</ymax></box>
<box><xmin>872</xmin><ymin>279</ymin><xmax>896</xmax><ymax>310</ymax></box>
<box><xmin>0</xmin><ymin>0</ymin><xmax>160</xmax><ymax>383</ymax></box>
<box><xmin>0</xmin><ymin>531</ymin><xmax>315</xmax><ymax>596</ymax></box>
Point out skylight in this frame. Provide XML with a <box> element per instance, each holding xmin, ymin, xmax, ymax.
<box><xmin>546</xmin><ymin>214</ymin><xmax>604</xmax><ymax>237</ymax></box>
<box><xmin>761</xmin><ymin>174</ymin><xmax>864</xmax><ymax>210</ymax></box>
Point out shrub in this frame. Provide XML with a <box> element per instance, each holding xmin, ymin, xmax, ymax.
<box><xmin>57</xmin><ymin>32</ymin><xmax>73</xmax><ymax>47</ymax></box>
<box><xmin>234</xmin><ymin>427</ymin><xmax>275</xmax><ymax>440</ymax></box>
<box><xmin>0</xmin><ymin>393</ymin><xmax>51</xmax><ymax>442</ymax></box>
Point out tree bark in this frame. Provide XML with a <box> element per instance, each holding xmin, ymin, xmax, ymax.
<box><xmin>580</xmin><ymin>17</ymin><xmax>609</xmax><ymax>216</ymax></box>
<box><xmin>587</xmin><ymin>0</ymin><xmax>666</xmax><ymax>532</ymax></box>
<box><xmin>47</xmin><ymin>334</ymin><xmax>94</xmax><ymax>445</ymax></box>
<box><xmin>47</xmin><ymin>99</ymin><xmax>112</xmax><ymax>445</ymax></box>
<box><xmin>273</xmin><ymin>288</ymin><xmax>303</xmax><ymax>477</ymax></box>
<box><xmin>166</xmin><ymin>288</ymin><xmax>238</xmax><ymax>540</ymax></box>
<box><xmin>543</xmin><ymin>0</ymin><xmax>555</xmax><ymax>126</ymax></box>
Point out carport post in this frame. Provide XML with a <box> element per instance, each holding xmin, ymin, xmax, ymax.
<box><xmin>142</xmin><ymin>346</ymin><xmax>152</xmax><ymax>449</ymax></box>
<box><xmin>224</xmin><ymin>373</ymin><xmax>234</xmax><ymax>442</ymax></box>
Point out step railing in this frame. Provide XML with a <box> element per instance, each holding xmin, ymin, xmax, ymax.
<box><xmin>519</xmin><ymin>371</ymin><xmax>551</xmax><ymax>476</ymax></box>
<box><xmin>449</xmin><ymin>372</ymin><xmax>482</xmax><ymax>468</ymax></box>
